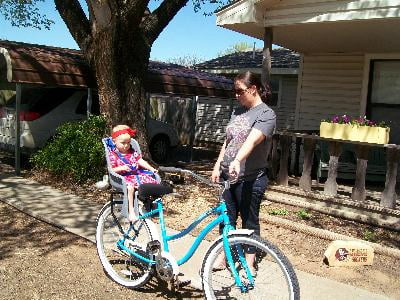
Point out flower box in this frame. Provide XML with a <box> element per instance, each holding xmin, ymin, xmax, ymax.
<box><xmin>320</xmin><ymin>122</ymin><xmax>390</xmax><ymax>144</ymax></box>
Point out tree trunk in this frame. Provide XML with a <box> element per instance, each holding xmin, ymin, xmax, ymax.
<box><xmin>88</xmin><ymin>24</ymin><xmax>151</xmax><ymax>157</ymax></box>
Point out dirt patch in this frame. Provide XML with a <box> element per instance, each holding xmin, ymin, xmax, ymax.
<box><xmin>1</xmin><ymin>152</ymin><xmax>399</xmax><ymax>299</ymax></box>
<box><xmin>0</xmin><ymin>202</ymin><xmax>202</xmax><ymax>300</ymax></box>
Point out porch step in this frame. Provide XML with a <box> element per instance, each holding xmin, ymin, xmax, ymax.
<box><xmin>266</xmin><ymin>185</ymin><xmax>400</xmax><ymax>232</ymax></box>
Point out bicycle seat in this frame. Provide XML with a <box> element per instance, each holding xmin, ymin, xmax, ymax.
<box><xmin>138</xmin><ymin>183</ymin><xmax>173</xmax><ymax>200</ymax></box>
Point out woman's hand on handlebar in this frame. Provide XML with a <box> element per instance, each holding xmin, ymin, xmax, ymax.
<box><xmin>211</xmin><ymin>167</ymin><xmax>220</xmax><ymax>183</ymax></box>
<box><xmin>228</xmin><ymin>159</ymin><xmax>240</xmax><ymax>181</ymax></box>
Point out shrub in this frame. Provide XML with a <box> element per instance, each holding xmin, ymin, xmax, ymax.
<box><xmin>30</xmin><ymin>115</ymin><xmax>107</xmax><ymax>182</ymax></box>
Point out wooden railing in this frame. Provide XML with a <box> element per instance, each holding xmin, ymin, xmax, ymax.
<box><xmin>272</xmin><ymin>131</ymin><xmax>400</xmax><ymax>209</ymax></box>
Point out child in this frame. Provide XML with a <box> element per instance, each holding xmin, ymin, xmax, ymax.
<box><xmin>109</xmin><ymin>124</ymin><xmax>159</xmax><ymax>222</ymax></box>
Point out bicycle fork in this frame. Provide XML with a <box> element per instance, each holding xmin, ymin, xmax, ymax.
<box><xmin>222</xmin><ymin>230</ymin><xmax>255</xmax><ymax>292</ymax></box>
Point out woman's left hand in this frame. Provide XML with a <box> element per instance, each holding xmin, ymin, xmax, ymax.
<box><xmin>228</xmin><ymin>159</ymin><xmax>240</xmax><ymax>180</ymax></box>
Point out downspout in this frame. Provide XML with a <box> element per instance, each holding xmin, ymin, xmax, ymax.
<box><xmin>86</xmin><ymin>87</ymin><xmax>92</xmax><ymax>117</ymax></box>
<box><xmin>189</xmin><ymin>95</ymin><xmax>198</xmax><ymax>162</ymax></box>
<box><xmin>15</xmin><ymin>83</ymin><xmax>21</xmax><ymax>176</ymax></box>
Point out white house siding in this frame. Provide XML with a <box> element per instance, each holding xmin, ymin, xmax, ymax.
<box><xmin>195</xmin><ymin>78</ymin><xmax>298</xmax><ymax>145</ymax></box>
<box><xmin>296</xmin><ymin>53</ymin><xmax>364</xmax><ymax>130</ymax></box>
<box><xmin>275</xmin><ymin>76</ymin><xmax>298</xmax><ymax>130</ymax></box>
<box><xmin>195</xmin><ymin>97</ymin><xmax>233</xmax><ymax>145</ymax></box>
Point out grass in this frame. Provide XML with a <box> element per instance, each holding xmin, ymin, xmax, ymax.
<box><xmin>362</xmin><ymin>229</ymin><xmax>377</xmax><ymax>242</ymax></box>
<box><xmin>296</xmin><ymin>209</ymin><xmax>313</xmax><ymax>220</ymax></box>
<box><xmin>268</xmin><ymin>208</ymin><xmax>289</xmax><ymax>216</ymax></box>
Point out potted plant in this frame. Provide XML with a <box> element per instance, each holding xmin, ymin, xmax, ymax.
<box><xmin>320</xmin><ymin>115</ymin><xmax>390</xmax><ymax>144</ymax></box>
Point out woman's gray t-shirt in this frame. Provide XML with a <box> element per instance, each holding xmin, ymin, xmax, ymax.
<box><xmin>221</xmin><ymin>102</ymin><xmax>276</xmax><ymax>181</ymax></box>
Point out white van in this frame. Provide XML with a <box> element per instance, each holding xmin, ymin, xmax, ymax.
<box><xmin>0</xmin><ymin>87</ymin><xmax>179</xmax><ymax>162</ymax></box>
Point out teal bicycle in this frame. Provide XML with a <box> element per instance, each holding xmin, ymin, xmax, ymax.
<box><xmin>96</xmin><ymin>167</ymin><xmax>300</xmax><ymax>299</ymax></box>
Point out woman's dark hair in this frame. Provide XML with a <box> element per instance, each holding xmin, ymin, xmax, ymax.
<box><xmin>234</xmin><ymin>71</ymin><xmax>272</xmax><ymax>103</ymax></box>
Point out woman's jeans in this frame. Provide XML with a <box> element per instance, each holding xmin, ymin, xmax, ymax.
<box><xmin>220</xmin><ymin>173</ymin><xmax>268</xmax><ymax>238</ymax></box>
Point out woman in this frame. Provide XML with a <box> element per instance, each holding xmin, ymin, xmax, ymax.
<box><xmin>211</xmin><ymin>71</ymin><xmax>276</xmax><ymax>274</ymax></box>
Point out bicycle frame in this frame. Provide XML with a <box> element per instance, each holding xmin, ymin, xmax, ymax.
<box><xmin>117</xmin><ymin>198</ymin><xmax>233</xmax><ymax>265</ymax></box>
<box><xmin>115</xmin><ymin>188</ymin><xmax>255</xmax><ymax>291</ymax></box>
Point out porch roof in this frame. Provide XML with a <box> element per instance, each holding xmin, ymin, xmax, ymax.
<box><xmin>0</xmin><ymin>40</ymin><xmax>233</xmax><ymax>98</ymax></box>
<box><xmin>216</xmin><ymin>0</ymin><xmax>400</xmax><ymax>53</ymax></box>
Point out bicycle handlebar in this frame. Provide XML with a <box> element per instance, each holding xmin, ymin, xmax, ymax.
<box><xmin>158</xmin><ymin>166</ymin><xmax>183</xmax><ymax>173</ymax></box>
<box><xmin>159</xmin><ymin>166</ymin><xmax>223</xmax><ymax>188</ymax></box>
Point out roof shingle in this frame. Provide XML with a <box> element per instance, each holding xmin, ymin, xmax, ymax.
<box><xmin>195</xmin><ymin>48</ymin><xmax>300</xmax><ymax>71</ymax></box>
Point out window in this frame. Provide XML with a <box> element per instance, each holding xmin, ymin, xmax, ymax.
<box><xmin>369</xmin><ymin>60</ymin><xmax>400</xmax><ymax>105</ymax></box>
<box><xmin>268</xmin><ymin>78</ymin><xmax>281</xmax><ymax>107</ymax></box>
<box><xmin>367</xmin><ymin>59</ymin><xmax>400</xmax><ymax>144</ymax></box>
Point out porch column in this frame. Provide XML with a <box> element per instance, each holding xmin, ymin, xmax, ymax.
<box><xmin>323</xmin><ymin>141</ymin><xmax>343</xmax><ymax>196</ymax></box>
<box><xmin>277</xmin><ymin>135</ymin><xmax>291</xmax><ymax>186</ymax></box>
<box><xmin>380</xmin><ymin>146</ymin><xmax>400</xmax><ymax>208</ymax></box>
<box><xmin>299</xmin><ymin>137</ymin><xmax>317</xmax><ymax>191</ymax></box>
<box><xmin>261</xmin><ymin>27</ymin><xmax>273</xmax><ymax>89</ymax></box>
<box><xmin>351</xmin><ymin>145</ymin><xmax>370</xmax><ymax>201</ymax></box>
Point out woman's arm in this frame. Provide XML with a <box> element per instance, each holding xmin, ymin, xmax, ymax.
<box><xmin>211</xmin><ymin>140</ymin><xmax>227</xmax><ymax>183</ymax></box>
<box><xmin>229</xmin><ymin>128</ymin><xmax>266</xmax><ymax>178</ymax></box>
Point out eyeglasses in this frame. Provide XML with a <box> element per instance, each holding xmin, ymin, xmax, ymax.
<box><xmin>234</xmin><ymin>87</ymin><xmax>249</xmax><ymax>96</ymax></box>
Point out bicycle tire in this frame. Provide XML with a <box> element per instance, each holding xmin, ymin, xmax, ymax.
<box><xmin>96</xmin><ymin>200</ymin><xmax>154</xmax><ymax>288</ymax></box>
<box><xmin>201</xmin><ymin>233</ymin><xmax>300</xmax><ymax>300</ymax></box>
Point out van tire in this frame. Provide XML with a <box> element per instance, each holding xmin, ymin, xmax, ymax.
<box><xmin>149</xmin><ymin>135</ymin><xmax>170</xmax><ymax>163</ymax></box>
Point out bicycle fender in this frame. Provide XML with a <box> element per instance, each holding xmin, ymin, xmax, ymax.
<box><xmin>227</xmin><ymin>229</ymin><xmax>254</xmax><ymax>236</ymax></box>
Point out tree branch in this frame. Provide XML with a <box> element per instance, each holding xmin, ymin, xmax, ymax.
<box><xmin>142</xmin><ymin>0</ymin><xmax>189</xmax><ymax>45</ymax></box>
<box><xmin>54</xmin><ymin>0</ymin><xmax>92</xmax><ymax>51</ymax></box>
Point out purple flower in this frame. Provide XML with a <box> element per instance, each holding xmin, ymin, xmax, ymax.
<box><xmin>332</xmin><ymin>115</ymin><xmax>340</xmax><ymax>123</ymax></box>
<box><xmin>342</xmin><ymin>114</ymin><xmax>350</xmax><ymax>123</ymax></box>
<box><xmin>356</xmin><ymin>117</ymin><xmax>363</xmax><ymax>124</ymax></box>
<box><xmin>323</xmin><ymin>115</ymin><xmax>387</xmax><ymax>128</ymax></box>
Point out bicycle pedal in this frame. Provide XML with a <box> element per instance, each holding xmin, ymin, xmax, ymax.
<box><xmin>146</xmin><ymin>240</ymin><xmax>161</xmax><ymax>255</ymax></box>
<box><xmin>174</xmin><ymin>273</ymin><xmax>191</xmax><ymax>290</ymax></box>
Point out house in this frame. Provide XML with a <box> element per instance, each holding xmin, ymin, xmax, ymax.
<box><xmin>215</xmin><ymin>0</ymin><xmax>400</xmax><ymax>198</ymax></box>
<box><xmin>215</xmin><ymin>0</ymin><xmax>400</xmax><ymax>144</ymax></box>
<box><xmin>195</xmin><ymin>48</ymin><xmax>300</xmax><ymax>131</ymax></box>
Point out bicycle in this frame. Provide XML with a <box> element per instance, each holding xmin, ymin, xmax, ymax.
<box><xmin>96</xmin><ymin>166</ymin><xmax>300</xmax><ymax>299</ymax></box>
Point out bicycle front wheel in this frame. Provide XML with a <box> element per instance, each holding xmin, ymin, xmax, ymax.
<box><xmin>201</xmin><ymin>233</ymin><xmax>300</xmax><ymax>300</ymax></box>
<box><xmin>96</xmin><ymin>201</ymin><xmax>154</xmax><ymax>288</ymax></box>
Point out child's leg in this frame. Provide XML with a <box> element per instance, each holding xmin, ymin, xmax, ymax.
<box><xmin>127</xmin><ymin>186</ymin><xmax>137</xmax><ymax>222</ymax></box>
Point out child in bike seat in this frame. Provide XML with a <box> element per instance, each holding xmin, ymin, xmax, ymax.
<box><xmin>109</xmin><ymin>124</ymin><xmax>159</xmax><ymax>222</ymax></box>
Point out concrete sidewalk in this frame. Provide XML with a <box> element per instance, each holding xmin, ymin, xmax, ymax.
<box><xmin>0</xmin><ymin>172</ymin><xmax>392</xmax><ymax>300</ymax></box>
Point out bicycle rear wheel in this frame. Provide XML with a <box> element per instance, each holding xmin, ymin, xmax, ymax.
<box><xmin>96</xmin><ymin>200</ymin><xmax>154</xmax><ymax>288</ymax></box>
<box><xmin>201</xmin><ymin>233</ymin><xmax>300</xmax><ymax>300</ymax></box>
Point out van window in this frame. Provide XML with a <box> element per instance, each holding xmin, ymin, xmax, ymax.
<box><xmin>6</xmin><ymin>87</ymin><xmax>75</xmax><ymax>116</ymax></box>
